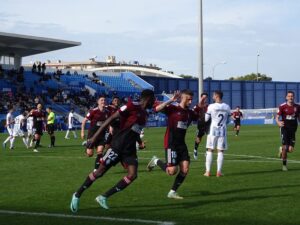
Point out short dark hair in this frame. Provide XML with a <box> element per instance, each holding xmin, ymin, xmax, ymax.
<box><xmin>141</xmin><ymin>89</ymin><xmax>155</xmax><ymax>99</ymax></box>
<box><xmin>47</xmin><ymin>107</ymin><xmax>52</xmax><ymax>110</ymax></box>
<box><xmin>214</xmin><ymin>90</ymin><xmax>223</xmax><ymax>99</ymax></box>
<box><xmin>181</xmin><ymin>89</ymin><xmax>194</xmax><ymax>96</ymax></box>
<box><xmin>287</xmin><ymin>91</ymin><xmax>295</xmax><ymax>96</ymax></box>
<box><xmin>201</xmin><ymin>92</ymin><xmax>208</xmax><ymax>97</ymax></box>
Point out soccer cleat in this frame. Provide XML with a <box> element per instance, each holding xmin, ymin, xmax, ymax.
<box><xmin>216</xmin><ymin>172</ymin><xmax>223</xmax><ymax>177</ymax></box>
<box><xmin>193</xmin><ymin>149</ymin><xmax>198</xmax><ymax>160</ymax></box>
<box><xmin>65</xmin><ymin>137</ymin><xmax>70</xmax><ymax>139</ymax></box>
<box><xmin>278</xmin><ymin>146</ymin><xmax>282</xmax><ymax>158</ymax></box>
<box><xmin>167</xmin><ymin>190</ymin><xmax>183</xmax><ymax>200</ymax></box>
<box><xmin>9</xmin><ymin>147</ymin><xmax>14</xmax><ymax>150</ymax></box>
<box><xmin>70</xmin><ymin>193</ymin><xmax>80</xmax><ymax>213</ymax></box>
<box><xmin>282</xmin><ymin>165</ymin><xmax>288</xmax><ymax>171</ymax></box>
<box><xmin>95</xmin><ymin>195</ymin><xmax>109</xmax><ymax>210</ymax></box>
<box><xmin>203</xmin><ymin>171</ymin><xmax>211</xmax><ymax>177</ymax></box>
<box><xmin>147</xmin><ymin>156</ymin><xmax>158</xmax><ymax>171</ymax></box>
<box><xmin>33</xmin><ymin>149</ymin><xmax>39</xmax><ymax>153</ymax></box>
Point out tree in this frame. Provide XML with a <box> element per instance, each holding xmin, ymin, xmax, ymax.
<box><xmin>228</xmin><ymin>73</ymin><xmax>272</xmax><ymax>81</ymax></box>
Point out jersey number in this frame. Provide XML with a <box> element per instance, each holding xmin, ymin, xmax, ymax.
<box><xmin>218</xmin><ymin>114</ymin><xmax>224</xmax><ymax>127</ymax></box>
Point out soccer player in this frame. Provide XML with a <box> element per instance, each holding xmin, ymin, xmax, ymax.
<box><xmin>2</xmin><ymin>108</ymin><xmax>14</xmax><ymax>150</ymax></box>
<box><xmin>30</xmin><ymin>104</ymin><xmax>46</xmax><ymax>152</ymax></box>
<box><xmin>26</xmin><ymin>109</ymin><xmax>34</xmax><ymax>147</ymax></box>
<box><xmin>204</xmin><ymin>90</ymin><xmax>231</xmax><ymax>177</ymax></box>
<box><xmin>105</xmin><ymin>96</ymin><xmax>121</xmax><ymax>147</ymax></box>
<box><xmin>65</xmin><ymin>109</ymin><xmax>78</xmax><ymax>139</ymax></box>
<box><xmin>11</xmin><ymin>111</ymin><xmax>29</xmax><ymax>149</ymax></box>
<box><xmin>147</xmin><ymin>89</ymin><xmax>204</xmax><ymax>199</ymax></box>
<box><xmin>46</xmin><ymin>107</ymin><xmax>56</xmax><ymax>148</ymax></box>
<box><xmin>193</xmin><ymin>92</ymin><xmax>208</xmax><ymax>160</ymax></box>
<box><xmin>81</xmin><ymin>96</ymin><xmax>110</xmax><ymax>170</ymax></box>
<box><xmin>70</xmin><ymin>89</ymin><xmax>155</xmax><ymax>212</ymax></box>
<box><xmin>275</xmin><ymin>91</ymin><xmax>300</xmax><ymax>171</ymax></box>
<box><xmin>231</xmin><ymin>106</ymin><xmax>243</xmax><ymax>136</ymax></box>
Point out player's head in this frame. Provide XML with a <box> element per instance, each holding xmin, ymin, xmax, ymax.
<box><xmin>213</xmin><ymin>90</ymin><xmax>223</xmax><ymax>102</ymax></box>
<box><xmin>140</xmin><ymin>89</ymin><xmax>155</xmax><ymax>109</ymax></box>
<box><xmin>180</xmin><ymin>89</ymin><xmax>194</xmax><ymax>107</ymax></box>
<box><xmin>97</xmin><ymin>95</ymin><xmax>106</xmax><ymax>107</ymax></box>
<box><xmin>70</xmin><ymin>108</ymin><xmax>74</xmax><ymax>113</ymax></box>
<box><xmin>37</xmin><ymin>104</ymin><xmax>42</xmax><ymax>111</ymax></box>
<box><xmin>286</xmin><ymin>91</ymin><xmax>295</xmax><ymax>103</ymax></box>
<box><xmin>111</xmin><ymin>96</ymin><xmax>120</xmax><ymax>107</ymax></box>
<box><xmin>200</xmin><ymin>92</ymin><xmax>208</xmax><ymax>103</ymax></box>
<box><xmin>236</xmin><ymin>106</ymin><xmax>240</xmax><ymax>111</ymax></box>
<box><xmin>46</xmin><ymin>107</ymin><xmax>52</xmax><ymax>113</ymax></box>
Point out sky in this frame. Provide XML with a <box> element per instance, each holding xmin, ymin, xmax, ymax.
<box><xmin>1</xmin><ymin>0</ymin><xmax>300</xmax><ymax>81</ymax></box>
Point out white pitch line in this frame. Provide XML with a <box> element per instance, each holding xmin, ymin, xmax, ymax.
<box><xmin>225</xmin><ymin>153</ymin><xmax>300</xmax><ymax>164</ymax></box>
<box><xmin>0</xmin><ymin>210</ymin><xmax>175</xmax><ymax>225</ymax></box>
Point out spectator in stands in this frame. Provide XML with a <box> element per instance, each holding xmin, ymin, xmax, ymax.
<box><xmin>37</xmin><ymin>62</ymin><xmax>42</xmax><ymax>74</ymax></box>
<box><xmin>42</xmin><ymin>63</ymin><xmax>46</xmax><ymax>74</ymax></box>
<box><xmin>32</xmin><ymin>63</ymin><xmax>37</xmax><ymax>73</ymax></box>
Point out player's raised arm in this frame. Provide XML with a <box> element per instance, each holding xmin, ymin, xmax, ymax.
<box><xmin>155</xmin><ymin>90</ymin><xmax>180</xmax><ymax>112</ymax></box>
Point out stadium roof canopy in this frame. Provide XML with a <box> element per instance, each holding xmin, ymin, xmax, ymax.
<box><xmin>0</xmin><ymin>31</ymin><xmax>81</xmax><ymax>57</ymax></box>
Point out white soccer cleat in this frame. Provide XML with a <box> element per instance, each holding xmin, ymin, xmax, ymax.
<box><xmin>193</xmin><ymin>149</ymin><xmax>198</xmax><ymax>160</ymax></box>
<box><xmin>70</xmin><ymin>193</ymin><xmax>80</xmax><ymax>213</ymax></box>
<box><xmin>147</xmin><ymin>156</ymin><xmax>158</xmax><ymax>171</ymax></box>
<box><xmin>282</xmin><ymin>165</ymin><xmax>288</xmax><ymax>171</ymax></box>
<box><xmin>33</xmin><ymin>149</ymin><xmax>39</xmax><ymax>153</ymax></box>
<box><xmin>167</xmin><ymin>190</ymin><xmax>183</xmax><ymax>200</ymax></box>
<box><xmin>203</xmin><ymin>171</ymin><xmax>211</xmax><ymax>177</ymax></box>
<box><xmin>95</xmin><ymin>195</ymin><xmax>109</xmax><ymax>210</ymax></box>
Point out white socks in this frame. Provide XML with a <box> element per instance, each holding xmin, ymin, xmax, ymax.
<box><xmin>217</xmin><ymin>152</ymin><xmax>224</xmax><ymax>173</ymax></box>
<box><xmin>205</xmin><ymin>151</ymin><xmax>213</xmax><ymax>172</ymax></box>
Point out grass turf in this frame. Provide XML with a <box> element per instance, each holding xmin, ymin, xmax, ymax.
<box><xmin>0</xmin><ymin>125</ymin><xmax>300</xmax><ymax>225</ymax></box>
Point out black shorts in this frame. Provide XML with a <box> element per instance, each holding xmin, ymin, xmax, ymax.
<box><xmin>100</xmin><ymin>148</ymin><xmax>138</xmax><ymax>168</ymax></box>
<box><xmin>87</xmin><ymin>125</ymin><xmax>106</xmax><ymax>147</ymax></box>
<box><xmin>197</xmin><ymin>120</ymin><xmax>209</xmax><ymax>138</ymax></box>
<box><xmin>47</xmin><ymin>124</ymin><xmax>55</xmax><ymax>135</ymax></box>
<box><xmin>234</xmin><ymin>120</ymin><xmax>241</xmax><ymax>127</ymax></box>
<box><xmin>165</xmin><ymin>144</ymin><xmax>190</xmax><ymax>167</ymax></box>
<box><xmin>280</xmin><ymin>127</ymin><xmax>297</xmax><ymax>147</ymax></box>
<box><xmin>33</xmin><ymin>126</ymin><xmax>43</xmax><ymax>135</ymax></box>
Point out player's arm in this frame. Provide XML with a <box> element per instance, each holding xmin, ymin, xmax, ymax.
<box><xmin>47</xmin><ymin>113</ymin><xmax>54</xmax><ymax>122</ymax></box>
<box><xmin>205</xmin><ymin>106</ymin><xmax>212</xmax><ymax>122</ymax></box>
<box><xmin>275</xmin><ymin>113</ymin><xmax>284</xmax><ymax>127</ymax></box>
<box><xmin>155</xmin><ymin>90</ymin><xmax>180</xmax><ymax>112</ymax></box>
<box><xmin>89</xmin><ymin>112</ymin><xmax>120</xmax><ymax>145</ymax></box>
<box><xmin>81</xmin><ymin>118</ymin><xmax>88</xmax><ymax>139</ymax></box>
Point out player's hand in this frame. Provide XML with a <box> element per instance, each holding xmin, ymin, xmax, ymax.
<box><xmin>199</xmin><ymin>95</ymin><xmax>207</xmax><ymax>107</ymax></box>
<box><xmin>277</xmin><ymin>121</ymin><xmax>284</xmax><ymax>127</ymax></box>
<box><xmin>138</xmin><ymin>141</ymin><xmax>146</xmax><ymax>150</ymax></box>
<box><xmin>171</xmin><ymin>91</ymin><xmax>181</xmax><ymax>102</ymax></box>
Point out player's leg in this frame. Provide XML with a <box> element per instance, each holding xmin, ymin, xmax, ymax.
<box><xmin>65</xmin><ymin>129</ymin><xmax>70</xmax><ymax>139</ymax></box>
<box><xmin>236</xmin><ymin>124</ymin><xmax>240</xmax><ymax>136</ymax></box>
<box><xmin>33</xmin><ymin>132</ymin><xmax>41</xmax><ymax>152</ymax></box>
<box><xmin>147</xmin><ymin>148</ymin><xmax>175</xmax><ymax>173</ymax></box>
<box><xmin>280</xmin><ymin>127</ymin><xmax>289</xmax><ymax>171</ymax></box>
<box><xmin>216</xmin><ymin>136</ymin><xmax>227</xmax><ymax>176</ymax></box>
<box><xmin>94</xmin><ymin>145</ymin><xmax>105</xmax><ymax>170</ymax></box>
<box><xmin>204</xmin><ymin>135</ymin><xmax>216</xmax><ymax>176</ymax></box>
<box><xmin>72</xmin><ymin>128</ymin><xmax>77</xmax><ymax>138</ymax></box>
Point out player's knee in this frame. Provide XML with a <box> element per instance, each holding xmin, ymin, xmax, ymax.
<box><xmin>166</xmin><ymin>167</ymin><xmax>177</xmax><ymax>176</ymax></box>
<box><xmin>127</xmin><ymin>174</ymin><xmax>137</xmax><ymax>181</ymax></box>
<box><xmin>181</xmin><ymin>167</ymin><xmax>189</xmax><ymax>175</ymax></box>
<box><xmin>289</xmin><ymin>146</ymin><xmax>294</xmax><ymax>152</ymax></box>
<box><xmin>86</xmin><ymin>149</ymin><xmax>94</xmax><ymax>157</ymax></box>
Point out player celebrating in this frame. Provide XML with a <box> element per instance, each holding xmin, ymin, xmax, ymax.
<box><xmin>65</xmin><ymin>109</ymin><xmax>78</xmax><ymax>139</ymax></box>
<box><xmin>70</xmin><ymin>89</ymin><xmax>155</xmax><ymax>212</ymax></box>
<box><xmin>11</xmin><ymin>111</ymin><xmax>29</xmax><ymax>149</ymax></box>
<box><xmin>193</xmin><ymin>92</ymin><xmax>208</xmax><ymax>160</ymax></box>
<box><xmin>147</xmin><ymin>89</ymin><xmax>205</xmax><ymax>199</ymax></box>
<box><xmin>81</xmin><ymin>96</ymin><xmax>110</xmax><ymax>170</ymax></box>
<box><xmin>2</xmin><ymin>107</ymin><xmax>14</xmax><ymax>150</ymax></box>
<box><xmin>231</xmin><ymin>106</ymin><xmax>243</xmax><ymax>136</ymax></box>
<box><xmin>275</xmin><ymin>91</ymin><xmax>300</xmax><ymax>171</ymax></box>
<box><xmin>204</xmin><ymin>90</ymin><xmax>231</xmax><ymax>177</ymax></box>
<box><xmin>30</xmin><ymin>104</ymin><xmax>46</xmax><ymax>152</ymax></box>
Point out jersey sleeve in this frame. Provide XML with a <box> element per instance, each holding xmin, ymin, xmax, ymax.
<box><xmin>205</xmin><ymin>105</ymin><xmax>212</xmax><ymax>122</ymax></box>
<box><xmin>85</xmin><ymin>110</ymin><xmax>93</xmax><ymax>120</ymax></box>
<box><xmin>277</xmin><ymin>105</ymin><xmax>283</xmax><ymax>116</ymax></box>
<box><xmin>118</xmin><ymin>102</ymin><xmax>132</xmax><ymax>117</ymax></box>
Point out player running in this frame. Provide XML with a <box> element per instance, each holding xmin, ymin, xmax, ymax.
<box><xmin>30</xmin><ymin>104</ymin><xmax>46</xmax><ymax>152</ymax></box>
<box><xmin>147</xmin><ymin>89</ymin><xmax>205</xmax><ymax>199</ymax></box>
<box><xmin>11</xmin><ymin>111</ymin><xmax>29</xmax><ymax>149</ymax></box>
<box><xmin>204</xmin><ymin>90</ymin><xmax>231</xmax><ymax>177</ymax></box>
<box><xmin>275</xmin><ymin>91</ymin><xmax>300</xmax><ymax>171</ymax></box>
<box><xmin>193</xmin><ymin>92</ymin><xmax>208</xmax><ymax>160</ymax></box>
<box><xmin>70</xmin><ymin>89</ymin><xmax>155</xmax><ymax>212</ymax></box>
<box><xmin>231</xmin><ymin>106</ymin><xmax>243</xmax><ymax>136</ymax></box>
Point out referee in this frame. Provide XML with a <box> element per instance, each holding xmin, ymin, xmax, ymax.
<box><xmin>46</xmin><ymin>107</ymin><xmax>56</xmax><ymax>148</ymax></box>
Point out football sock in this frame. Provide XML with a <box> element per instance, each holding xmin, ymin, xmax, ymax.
<box><xmin>34</xmin><ymin>139</ymin><xmax>40</xmax><ymax>149</ymax></box>
<box><xmin>194</xmin><ymin>142</ymin><xmax>199</xmax><ymax>150</ymax></box>
<box><xmin>73</xmin><ymin>131</ymin><xmax>77</xmax><ymax>138</ymax></box>
<box><xmin>4</xmin><ymin>136</ymin><xmax>11</xmax><ymax>144</ymax></box>
<box><xmin>217</xmin><ymin>152</ymin><xmax>224</xmax><ymax>172</ymax></box>
<box><xmin>22</xmin><ymin>137</ymin><xmax>28</xmax><ymax>147</ymax></box>
<box><xmin>171</xmin><ymin>172</ymin><xmax>186</xmax><ymax>191</ymax></box>
<box><xmin>205</xmin><ymin>151</ymin><xmax>213</xmax><ymax>172</ymax></box>
<box><xmin>283</xmin><ymin>160</ymin><xmax>287</xmax><ymax>166</ymax></box>
<box><xmin>103</xmin><ymin>176</ymin><xmax>134</xmax><ymax>198</ymax></box>
<box><xmin>157</xmin><ymin>159</ymin><xmax>167</xmax><ymax>171</ymax></box>
<box><xmin>94</xmin><ymin>153</ymin><xmax>103</xmax><ymax>170</ymax></box>
<box><xmin>10</xmin><ymin>137</ymin><xmax>15</xmax><ymax>148</ymax></box>
<box><xmin>65</xmin><ymin>130</ymin><xmax>69</xmax><ymax>138</ymax></box>
<box><xmin>50</xmin><ymin>136</ymin><xmax>55</xmax><ymax>146</ymax></box>
<box><xmin>75</xmin><ymin>174</ymin><xmax>95</xmax><ymax>198</ymax></box>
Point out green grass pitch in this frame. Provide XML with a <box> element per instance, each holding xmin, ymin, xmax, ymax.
<box><xmin>0</xmin><ymin>125</ymin><xmax>300</xmax><ymax>225</ymax></box>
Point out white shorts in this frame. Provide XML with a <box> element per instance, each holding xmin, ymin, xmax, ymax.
<box><xmin>13</xmin><ymin>128</ymin><xmax>25</xmax><ymax>137</ymax></box>
<box><xmin>27</xmin><ymin>129</ymin><xmax>34</xmax><ymax>136</ymax></box>
<box><xmin>206</xmin><ymin>135</ymin><xmax>227</xmax><ymax>150</ymax></box>
<box><xmin>7</xmin><ymin>127</ymin><xmax>13</xmax><ymax>136</ymax></box>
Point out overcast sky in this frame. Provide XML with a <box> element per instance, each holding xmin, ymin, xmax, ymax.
<box><xmin>1</xmin><ymin>0</ymin><xmax>300</xmax><ymax>81</ymax></box>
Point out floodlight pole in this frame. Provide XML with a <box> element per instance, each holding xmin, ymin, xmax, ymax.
<box><xmin>198</xmin><ymin>0</ymin><xmax>204</xmax><ymax>99</ymax></box>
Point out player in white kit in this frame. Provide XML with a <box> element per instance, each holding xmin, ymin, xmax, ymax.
<box><xmin>26</xmin><ymin>109</ymin><xmax>34</xmax><ymax>147</ymax></box>
<box><xmin>65</xmin><ymin>109</ymin><xmax>78</xmax><ymax>139</ymax></box>
<box><xmin>2</xmin><ymin>108</ymin><xmax>14</xmax><ymax>150</ymax></box>
<box><xmin>204</xmin><ymin>90</ymin><xmax>231</xmax><ymax>177</ymax></box>
<box><xmin>11</xmin><ymin>111</ymin><xmax>29</xmax><ymax>149</ymax></box>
